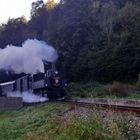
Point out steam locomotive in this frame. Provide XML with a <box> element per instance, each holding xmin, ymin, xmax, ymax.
<box><xmin>0</xmin><ymin>63</ymin><xmax>67</xmax><ymax>100</ymax></box>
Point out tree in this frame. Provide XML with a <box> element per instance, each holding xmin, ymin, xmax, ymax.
<box><xmin>0</xmin><ymin>0</ymin><xmax>139</xmax><ymax>81</ymax></box>
<box><xmin>46</xmin><ymin>0</ymin><xmax>56</xmax><ymax>10</ymax></box>
<box><xmin>98</xmin><ymin>0</ymin><xmax>118</xmax><ymax>47</ymax></box>
<box><xmin>28</xmin><ymin>0</ymin><xmax>49</xmax><ymax>40</ymax></box>
<box><xmin>0</xmin><ymin>17</ymin><xmax>28</xmax><ymax>48</ymax></box>
<box><xmin>30</xmin><ymin>0</ymin><xmax>44</xmax><ymax>17</ymax></box>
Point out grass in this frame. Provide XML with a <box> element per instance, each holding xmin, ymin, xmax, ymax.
<box><xmin>65</xmin><ymin>81</ymin><xmax>140</xmax><ymax>99</ymax></box>
<box><xmin>0</xmin><ymin>103</ymin><xmax>68</xmax><ymax>140</ymax></box>
<box><xmin>65</xmin><ymin>81</ymin><xmax>103</xmax><ymax>98</ymax></box>
<box><xmin>0</xmin><ymin>103</ymin><xmax>139</xmax><ymax>140</ymax></box>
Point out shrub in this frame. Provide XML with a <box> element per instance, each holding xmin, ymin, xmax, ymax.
<box><xmin>109</xmin><ymin>82</ymin><xmax>132</xmax><ymax>96</ymax></box>
<box><xmin>136</xmin><ymin>74</ymin><xmax>140</xmax><ymax>88</ymax></box>
<box><xmin>97</xmin><ymin>81</ymin><xmax>132</xmax><ymax>97</ymax></box>
<box><xmin>65</xmin><ymin>82</ymin><xmax>102</xmax><ymax>98</ymax></box>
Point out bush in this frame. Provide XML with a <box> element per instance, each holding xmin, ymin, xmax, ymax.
<box><xmin>65</xmin><ymin>81</ymin><xmax>102</xmax><ymax>98</ymax></box>
<box><xmin>136</xmin><ymin>74</ymin><xmax>140</xmax><ymax>87</ymax></box>
<box><xmin>97</xmin><ymin>81</ymin><xmax>133</xmax><ymax>97</ymax></box>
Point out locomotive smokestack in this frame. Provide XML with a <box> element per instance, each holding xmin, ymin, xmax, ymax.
<box><xmin>52</xmin><ymin>63</ymin><xmax>56</xmax><ymax>71</ymax></box>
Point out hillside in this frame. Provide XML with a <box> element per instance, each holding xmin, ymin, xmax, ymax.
<box><xmin>0</xmin><ymin>0</ymin><xmax>140</xmax><ymax>82</ymax></box>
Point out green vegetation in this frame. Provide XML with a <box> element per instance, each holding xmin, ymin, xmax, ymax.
<box><xmin>0</xmin><ymin>103</ymin><xmax>139</xmax><ymax>140</ymax></box>
<box><xmin>65</xmin><ymin>81</ymin><xmax>103</xmax><ymax>98</ymax></box>
<box><xmin>65</xmin><ymin>81</ymin><xmax>140</xmax><ymax>99</ymax></box>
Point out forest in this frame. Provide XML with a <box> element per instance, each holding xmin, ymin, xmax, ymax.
<box><xmin>0</xmin><ymin>0</ymin><xmax>140</xmax><ymax>82</ymax></box>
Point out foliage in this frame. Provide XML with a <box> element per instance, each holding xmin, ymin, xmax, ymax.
<box><xmin>66</xmin><ymin>81</ymin><xmax>140</xmax><ymax>99</ymax></box>
<box><xmin>65</xmin><ymin>81</ymin><xmax>103</xmax><ymax>98</ymax></box>
<box><xmin>0</xmin><ymin>17</ymin><xmax>28</xmax><ymax>49</ymax></box>
<box><xmin>0</xmin><ymin>0</ymin><xmax>140</xmax><ymax>82</ymax></box>
<box><xmin>98</xmin><ymin>81</ymin><xmax>133</xmax><ymax>97</ymax></box>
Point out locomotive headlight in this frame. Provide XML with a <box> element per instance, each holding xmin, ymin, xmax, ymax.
<box><xmin>55</xmin><ymin>79</ymin><xmax>59</xmax><ymax>84</ymax></box>
<box><xmin>54</xmin><ymin>71</ymin><xmax>58</xmax><ymax>74</ymax></box>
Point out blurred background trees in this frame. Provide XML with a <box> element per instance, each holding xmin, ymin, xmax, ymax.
<box><xmin>0</xmin><ymin>0</ymin><xmax>140</xmax><ymax>82</ymax></box>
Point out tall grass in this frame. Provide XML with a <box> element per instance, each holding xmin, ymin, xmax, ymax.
<box><xmin>65</xmin><ymin>81</ymin><xmax>103</xmax><ymax>98</ymax></box>
<box><xmin>0</xmin><ymin>103</ymin><xmax>139</xmax><ymax>140</ymax></box>
<box><xmin>65</xmin><ymin>81</ymin><xmax>140</xmax><ymax>99</ymax></box>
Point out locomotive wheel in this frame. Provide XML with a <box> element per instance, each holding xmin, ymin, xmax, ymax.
<box><xmin>46</xmin><ymin>89</ymin><xmax>56</xmax><ymax>101</ymax></box>
<box><xmin>47</xmin><ymin>88</ymin><xmax>65</xmax><ymax>101</ymax></box>
<box><xmin>54</xmin><ymin>88</ymin><xmax>65</xmax><ymax>100</ymax></box>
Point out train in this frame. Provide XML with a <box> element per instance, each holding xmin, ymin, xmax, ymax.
<box><xmin>0</xmin><ymin>63</ymin><xmax>68</xmax><ymax>100</ymax></box>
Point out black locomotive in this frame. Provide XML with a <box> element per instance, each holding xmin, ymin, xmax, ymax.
<box><xmin>0</xmin><ymin>63</ymin><xmax>67</xmax><ymax>100</ymax></box>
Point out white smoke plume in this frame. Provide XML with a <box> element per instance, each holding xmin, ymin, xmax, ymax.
<box><xmin>6</xmin><ymin>91</ymin><xmax>48</xmax><ymax>103</ymax></box>
<box><xmin>0</xmin><ymin>39</ymin><xmax>58</xmax><ymax>74</ymax></box>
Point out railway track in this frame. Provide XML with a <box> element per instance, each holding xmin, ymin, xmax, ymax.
<box><xmin>58</xmin><ymin>99</ymin><xmax>140</xmax><ymax>117</ymax></box>
<box><xmin>23</xmin><ymin>98</ymin><xmax>140</xmax><ymax>117</ymax></box>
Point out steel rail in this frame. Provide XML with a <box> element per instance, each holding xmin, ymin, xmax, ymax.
<box><xmin>58</xmin><ymin>100</ymin><xmax>140</xmax><ymax>117</ymax></box>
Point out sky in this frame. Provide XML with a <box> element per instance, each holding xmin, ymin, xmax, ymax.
<box><xmin>0</xmin><ymin>0</ymin><xmax>60</xmax><ymax>24</ymax></box>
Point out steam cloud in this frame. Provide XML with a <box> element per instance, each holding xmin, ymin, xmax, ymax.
<box><xmin>0</xmin><ymin>39</ymin><xmax>58</xmax><ymax>74</ymax></box>
<box><xmin>7</xmin><ymin>91</ymin><xmax>48</xmax><ymax>103</ymax></box>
